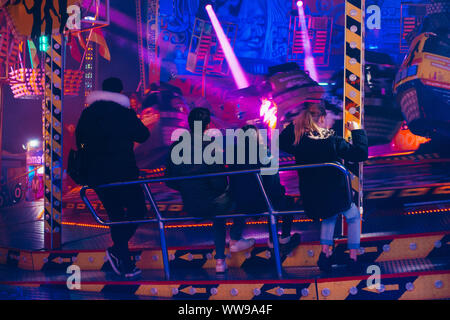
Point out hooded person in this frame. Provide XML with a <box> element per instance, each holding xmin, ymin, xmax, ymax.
<box><xmin>75</xmin><ymin>77</ymin><xmax>156</xmax><ymax>278</ymax></box>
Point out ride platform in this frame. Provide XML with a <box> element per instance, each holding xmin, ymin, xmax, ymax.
<box><xmin>0</xmin><ymin>154</ymin><xmax>449</xmax><ymax>300</ymax></box>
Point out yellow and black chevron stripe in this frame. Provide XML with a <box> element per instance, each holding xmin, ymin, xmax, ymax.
<box><xmin>5</xmin><ymin>271</ymin><xmax>449</xmax><ymax>300</ymax></box>
<box><xmin>343</xmin><ymin>0</ymin><xmax>365</xmax><ymax>141</ymax></box>
<box><xmin>1</xmin><ymin>232</ymin><xmax>448</xmax><ymax>272</ymax></box>
<box><xmin>316</xmin><ymin>272</ymin><xmax>450</xmax><ymax>300</ymax></box>
<box><xmin>43</xmin><ymin>34</ymin><xmax>64</xmax><ymax>249</ymax></box>
<box><xmin>343</xmin><ymin>0</ymin><xmax>365</xmax><ymax>231</ymax></box>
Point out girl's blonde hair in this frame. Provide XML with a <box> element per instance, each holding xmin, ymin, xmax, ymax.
<box><xmin>293</xmin><ymin>102</ymin><xmax>327</xmax><ymax>145</ymax></box>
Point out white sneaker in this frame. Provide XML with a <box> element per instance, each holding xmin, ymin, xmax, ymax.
<box><xmin>216</xmin><ymin>259</ymin><xmax>227</xmax><ymax>273</ymax></box>
<box><xmin>267</xmin><ymin>235</ymin><xmax>291</xmax><ymax>249</ymax></box>
<box><xmin>229</xmin><ymin>238</ymin><xmax>255</xmax><ymax>253</ymax></box>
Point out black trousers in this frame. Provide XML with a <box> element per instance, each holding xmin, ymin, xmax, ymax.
<box><xmin>95</xmin><ymin>184</ymin><xmax>147</xmax><ymax>259</ymax></box>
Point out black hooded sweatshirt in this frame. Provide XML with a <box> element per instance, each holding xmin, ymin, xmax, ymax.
<box><xmin>75</xmin><ymin>91</ymin><xmax>150</xmax><ymax>186</ymax></box>
<box><xmin>164</xmin><ymin>134</ymin><xmax>229</xmax><ymax>217</ymax></box>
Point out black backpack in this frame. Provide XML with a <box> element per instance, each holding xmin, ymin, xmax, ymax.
<box><xmin>67</xmin><ymin>146</ymin><xmax>89</xmax><ymax>185</ymax></box>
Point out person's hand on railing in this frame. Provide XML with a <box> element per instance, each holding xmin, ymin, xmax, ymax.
<box><xmin>346</xmin><ymin>121</ymin><xmax>360</xmax><ymax>131</ymax></box>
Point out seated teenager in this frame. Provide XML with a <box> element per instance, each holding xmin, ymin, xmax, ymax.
<box><xmin>279</xmin><ymin>101</ymin><xmax>368</xmax><ymax>273</ymax></box>
<box><xmin>164</xmin><ymin>107</ymin><xmax>254</xmax><ymax>273</ymax></box>
<box><xmin>228</xmin><ymin>125</ymin><xmax>301</xmax><ymax>252</ymax></box>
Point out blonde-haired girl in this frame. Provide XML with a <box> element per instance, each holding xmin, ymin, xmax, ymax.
<box><xmin>280</xmin><ymin>101</ymin><xmax>368</xmax><ymax>273</ymax></box>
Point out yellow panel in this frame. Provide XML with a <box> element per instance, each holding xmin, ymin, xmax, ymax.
<box><xmin>80</xmin><ymin>284</ymin><xmax>105</xmax><ymax>292</ymax></box>
<box><xmin>317</xmin><ymin>279</ymin><xmax>361</xmax><ymax>300</ymax></box>
<box><xmin>75</xmin><ymin>252</ymin><xmax>107</xmax><ymax>270</ymax></box>
<box><xmin>31</xmin><ymin>252</ymin><xmax>50</xmax><ymax>271</ymax></box>
<box><xmin>202</xmin><ymin>250</ymin><xmax>217</xmax><ymax>269</ymax></box>
<box><xmin>135</xmin><ymin>250</ymin><xmax>166</xmax><ymax>269</ymax></box>
<box><xmin>282</xmin><ymin>244</ymin><xmax>321</xmax><ymax>267</ymax></box>
<box><xmin>400</xmin><ymin>274</ymin><xmax>450</xmax><ymax>300</ymax></box>
<box><xmin>375</xmin><ymin>235</ymin><xmax>443</xmax><ymax>262</ymax></box>
<box><xmin>210</xmin><ymin>284</ymin><xmax>263</xmax><ymax>300</ymax></box>
<box><xmin>226</xmin><ymin>248</ymin><xmax>252</xmax><ymax>267</ymax></box>
<box><xmin>135</xmin><ymin>284</ymin><xmax>179</xmax><ymax>298</ymax></box>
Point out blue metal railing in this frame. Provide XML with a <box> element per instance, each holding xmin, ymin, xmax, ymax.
<box><xmin>80</xmin><ymin>162</ymin><xmax>353</xmax><ymax>279</ymax></box>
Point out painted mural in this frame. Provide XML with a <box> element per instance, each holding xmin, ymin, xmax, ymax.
<box><xmin>154</xmin><ymin>0</ymin><xmax>429</xmax><ymax>81</ymax></box>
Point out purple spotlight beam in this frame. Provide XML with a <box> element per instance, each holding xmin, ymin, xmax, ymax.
<box><xmin>297</xmin><ymin>2</ymin><xmax>319</xmax><ymax>82</ymax></box>
<box><xmin>205</xmin><ymin>4</ymin><xmax>249</xmax><ymax>90</ymax></box>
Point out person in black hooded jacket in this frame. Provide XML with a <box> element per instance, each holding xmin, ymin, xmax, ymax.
<box><xmin>279</xmin><ymin>101</ymin><xmax>368</xmax><ymax>273</ymax></box>
<box><xmin>75</xmin><ymin>77</ymin><xmax>157</xmax><ymax>278</ymax></box>
<box><xmin>164</xmin><ymin>107</ymin><xmax>255</xmax><ymax>273</ymax></box>
<box><xmin>227</xmin><ymin>125</ymin><xmax>301</xmax><ymax>252</ymax></box>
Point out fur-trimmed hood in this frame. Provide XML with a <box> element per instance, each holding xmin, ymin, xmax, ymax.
<box><xmin>305</xmin><ymin>128</ymin><xmax>335</xmax><ymax>140</ymax></box>
<box><xmin>85</xmin><ymin>91</ymin><xmax>130</xmax><ymax>108</ymax></box>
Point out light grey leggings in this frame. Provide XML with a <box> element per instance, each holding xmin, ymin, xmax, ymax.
<box><xmin>320</xmin><ymin>203</ymin><xmax>361</xmax><ymax>250</ymax></box>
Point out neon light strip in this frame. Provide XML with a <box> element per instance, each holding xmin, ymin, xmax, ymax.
<box><xmin>60</xmin><ymin>219</ymin><xmax>314</xmax><ymax>230</ymax></box>
<box><xmin>61</xmin><ymin>207</ymin><xmax>450</xmax><ymax>230</ymax></box>
<box><xmin>367</xmin><ymin>151</ymin><xmax>415</xmax><ymax>159</ymax></box>
<box><xmin>205</xmin><ymin>4</ymin><xmax>249</xmax><ymax>89</ymax></box>
<box><xmin>405</xmin><ymin>208</ymin><xmax>450</xmax><ymax>216</ymax></box>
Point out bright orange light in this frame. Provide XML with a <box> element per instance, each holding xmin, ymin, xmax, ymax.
<box><xmin>260</xmin><ymin>98</ymin><xmax>277</xmax><ymax>129</ymax></box>
<box><xmin>391</xmin><ymin>126</ymin><xmax>431</xmax><ymax>152</ymax></box>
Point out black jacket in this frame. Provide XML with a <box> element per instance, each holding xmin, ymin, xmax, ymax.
<box><xmin>75</xmin><ymin>91</ymin><xmax>150</xmax><ymax>186</ymax></box>
<box><xmin>164</xmin><ymin>134</ymin><xmax>229</xmax><ymax>216</ymax></box>
<box><xmin>279</xmin><ymin>123</ymin><xmax>368</xmax><ymax>219</ymax></box>
<box><xmin>227</xmin><ymin>141</ymin><xmax>287</xmax><ymax>214</ymax></box>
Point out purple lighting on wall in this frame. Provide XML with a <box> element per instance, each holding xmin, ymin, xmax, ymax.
<box><xmin>205</xmin><ymin>4</ymin><xmax>249</xmax><ymax>89</ymax></box>
<box><xmin>297</xmin><ymin>1</ymin><xmax>319</xmax><ymax>82</ymax></box>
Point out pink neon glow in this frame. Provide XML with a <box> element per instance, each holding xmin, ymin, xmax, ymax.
<box><xmin>297</xmin><ymin>4</ymin><xmax>319</xmax><ymax>82</ymax></box>
<box><xmin>260</xmin><ymin>98</ymin><xmax>277</xmax><ymax>129</ymax></box>
<box><xmin>205</xmin><ymin>5</ymin><xmax>249</xmax><ymax>89</ymax></box>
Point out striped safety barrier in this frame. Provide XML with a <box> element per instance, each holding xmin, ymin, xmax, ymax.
<box><xmin>343</xmin><ymin>0</ymin><xmax>365</xmax><ymax>233</ymax></box>
<box><xmin>43</xmin><ymin>34</ymin><xmax>65</xmax><ymax>249</ymax></box>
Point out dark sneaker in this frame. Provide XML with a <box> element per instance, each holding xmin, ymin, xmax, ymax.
<box><xmin>317</xmin><ymin>252</ymin><xmax>333</xmax><ymax>273</ymax></box>
<box><xmin>123</xmin><ymin>264</ymin><xmax>142</xmax><ymax>278</ymax></box>
<box><xmin>106</xmin><ymin>247</ymin><xmax>122</xmax><ymax>276</ymax></box>
<box><xmin>280</xmin><ymin>233</ymin><xmax>302</xmax><ymax>256</ymax></box>
<box><xmin>345</xmin><ymin>256</ymin><xmax>363</xmax><ymax>274</ymax></box>
<box><xmin>267</xmin><ymin>235</ymin><xmax>291</xmax><ymax>249</ymax></box>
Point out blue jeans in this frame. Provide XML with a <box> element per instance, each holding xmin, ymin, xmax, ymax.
<box><xmin>320</xmin><ymin>203</ymin><xmax>360</xmax><ymax>250</ymax></box>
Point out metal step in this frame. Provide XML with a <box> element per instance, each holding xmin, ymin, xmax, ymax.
<box><xmin>1</xmin><ymin>232</ymin><xmax>448</xmax><ymax>272</ymax></box>
<box><xmin>0</xmin><ymin>258</ymin><xmax>448</xmax><ymax>300</ymax></box>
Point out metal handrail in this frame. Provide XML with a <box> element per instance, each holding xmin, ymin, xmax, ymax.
<box><xmin>80</xmin><ymin>162</ymin><xmax>353</xmax><ymax>279</ymax></box>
